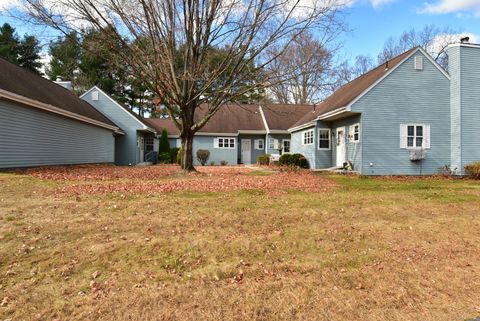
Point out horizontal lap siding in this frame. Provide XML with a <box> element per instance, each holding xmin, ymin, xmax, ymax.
<box><xmin>266</xmin><ymin>134</ymin><xmax>290</xmax><ymax>155</ymax></box>
<box><xmin>352</xmin><ymin>52</ymin><xmax>450</xmax><ymax>175</ymax></box>
<box><xmin>315</xmin><ymin>121</ymin><xmax>333</xmax><ymax>169</ymax></box>
<box><xmin>82</xmin><ymin>90</ymin><xmax>145</xmax><ymax>165</ymax></box>
<box><xmin>0</xmin><ymin>100</ymin><xmax>114</xmax><ymax>168</ymax></box>
<box><xmin>238</xmin><ymin>134</ymin><xmax>266</xmax><ymax>164</ymax></box>
<box><xmin>459</xmin><ymin>46</ymin><xmax>480</xmax><ymax>172</ymax></box>
<box><xmin>291</xmin><ymin>128</ymin><xmax>316</xmax><ymax>169</ymax></box>
<box><xmin>193</xmin><ymin>136</ymin><xmax>238</xmax><ymax>165</ymax></box>
<box><xmin>449</xmin><ymin>47</ymin><xmax>462</xmax><ymax>173</ymax></box>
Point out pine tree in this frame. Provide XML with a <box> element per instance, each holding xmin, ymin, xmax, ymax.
<box><xmin>47</xmin><ymin>32</ymin><xmax>81</xmax><ymax>84</ymax></box>
<box><xmin>17</xmin><ymin>35</ymin><xmax>42</xmax><ymax>74</ymax></box>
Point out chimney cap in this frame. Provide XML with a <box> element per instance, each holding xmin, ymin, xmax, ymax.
<box><xmin>461</xmin><ymin>36</ymin><xmax>470</xmax><ymax>43</ymax></box>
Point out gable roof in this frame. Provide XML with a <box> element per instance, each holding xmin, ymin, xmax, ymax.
<box><xmin>81</xmin><ymin>86</ymin><xmax>155</xmax><ymax>132</ymax></box>
<box><xmin>144</xmin><ymin>103</ymin><xmax>313</xmax><ymax>136</ymax></box>
<box><xmin>0</xmin><ymin>57</ymin><xmax>119</xmax><ymax>130</ymax></box>
<box><xmin>291</xmin><ymin>47</ymin><xmax>418</xmax><ymax>129</ymax></box>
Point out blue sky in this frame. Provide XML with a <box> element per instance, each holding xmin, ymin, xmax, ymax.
<box><xmin>1</xmin><ymin>0</ymin><xmax>479</xmax><ymax>63</ymax></box>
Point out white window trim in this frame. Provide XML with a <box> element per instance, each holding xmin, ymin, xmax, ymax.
<box><xmin>317</xmin><ymin>128</ymin><xmax>331</xmax><ymax>150</ymax></box>
<box><xmin>214</xmin><ymin>137</ymin><xmax>236</xmax><ymax>149</ymax></box>
<box><xmin>350</xmin><ymin>123</ymin><xmax>360</xmax><ymax>143</ymax></box>
<box><xmin>254</xmin><ymin>139</ymin><xmax>264</xmax><ymax>150</ymax></box>
<box><xmin>302</xmin><ymin>129</ymin><xmax>314</xmax><ymax>146</ymax></box>
<box><xmin>400</xmin><ymin>123</ymin><xmax>430</xmax><ymax>149</ymax></box>
<box><xmin>268</xmin><ymin>137</ymin><xmax>279</xmax><ymax>150</ymax></box>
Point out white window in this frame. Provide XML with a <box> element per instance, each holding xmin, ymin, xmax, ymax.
<box><xmin>349</xmin><ymin>123</ymin><xmax>360</xmax><ymax>143</ymax></box>
<box><xmin>303</xmin><ymin>130</ymin><xmax>314</xmax><ymax>145</ymax></box>
<box><xmin>268</xmin><ymin>137</ymin><xmax>279</xmax><ymax>150</ymax></box>
<box><xmin>282</xmin><ymin>139</ymin><xmax>290</xmax><ymax>153</ymax></box>
<box><xmin>318</xmin><ymin>129</ymin><xmax>331</xmax><ymax>150</ymax></box>
<box><xmin>414</xmin><ymin>56</ymin><xmax>423</xmax><ymax>71</ymax></box>
<box><xmin>254</xmin><ymin>139</ymin><xmax>264</xmax><ymax>150</ymax></box>
<box><xmin>400</xmin><ymin>124</ymin><xmax>430</xmax><ymax>149</ymax></box>
<box><xmin>214</xmin><ymin>137</ymin><xmax>236</xmax><ymax>149</ymax></box>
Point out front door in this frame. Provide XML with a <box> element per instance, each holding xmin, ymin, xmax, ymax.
<box><xmin>282</xmin><ymin>139</ymin><xmax>290</xmax><ymax>154</ymax></box>
<box><xmin>336</xmin><ymin>127</ymin><xmax>346</xmax><ymax>167</ymax></box>
<box><xmin>241</xmin><ymin>139</ymin><xmax>251</xmax><ymax>164</ymax></box>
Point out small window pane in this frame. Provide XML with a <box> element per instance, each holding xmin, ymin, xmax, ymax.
<box><xmin>407</xmin><ymin>137</ymin><xmax>414</xmax><ymax>147</ymax></box>
<box><xmin>416</xmin><ymin>137</ymin><xmax>423</xmax><ymax>147</ymax></box>
<box><xmin>416</xmin><ymin>126</ymin><xmax>423</xmax><ymax>136</ymax></box>
<box><xmin>407</xmin><ymin>126</ymin><xmax>414</xmax><ymax>136</ymax></box>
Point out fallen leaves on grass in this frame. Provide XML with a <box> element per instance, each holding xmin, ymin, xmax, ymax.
<box><xmin>21</xmin><ymin>165</ymin><xmax>335</xmax><ymax>196</ymax></box>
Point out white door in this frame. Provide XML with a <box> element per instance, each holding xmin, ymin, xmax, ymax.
<box><xmin>241</xmin><ymin>139</ymin><xmax>251</xmax><ymax>164</ymax></box>
<box><xmin>336</xmin><ymin>128</ymin><xmax>346</xmax><ymax>167</ymax></box>
<box><xmin>138</xmin><ymin>136</ymin><xmax>145</xmax><ymax>163</ymax></box>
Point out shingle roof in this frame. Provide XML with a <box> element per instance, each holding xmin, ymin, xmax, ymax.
<box><xmin>145</xmin><ymin>103</ymin><xmax>313</xmax><ymax>136</ymax></box>
<box><xmin>291</xmin><ymin>47</ymin><xmax>418</xmax><ymax>129</ymax></box>
<box><xmin>0</xmin><ymin>57</ymin><xmax>117</xmax><ymax>127</ymax></box>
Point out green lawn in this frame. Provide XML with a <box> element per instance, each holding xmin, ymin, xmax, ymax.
<box><xmin>1</xmin><ymin>167</ymin><xmax>479</xmax><ymax>320</ymax></box>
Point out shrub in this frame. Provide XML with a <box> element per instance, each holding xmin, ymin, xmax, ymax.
<box><xmin>169</xmin><ymin>147</ymin><xmax>180</xmax><ymax>164</ymax></box>
<box><xmin>465</xmin><ymin>162</ymin><xmax>480</xmax><ymax>179</ymax></box>
<box><xmin>196</xmin><ymin>149</ymin><xmax>210</xmax><ymax>166</ymax></box>
<box><xmin>158</xmin><ymin>152</ymin><xmax>170</xmax><ymax>164</ymax></box>
<box><xmin>210</xmin><ymin>161</ymin><xmax>215</xmax><ymax>166</ymax></box>
<box><xmin>278</xmin><ymin>153</ymin><xmax>309</xmax><ymax>169</ymax></box>
<box><xmin>176</xmin><ymin>148</ymin><xmax>182</xmax><ymax>165</ymax></box>
<box><xmin>257</xmin><ymin>154</ymin><xmax>270</xmax><ymax>165</ymax></box>
<box><xmin>220</xmin><ymin>160</ymin><xmax>228</xmax><ymax>166</ymax></box>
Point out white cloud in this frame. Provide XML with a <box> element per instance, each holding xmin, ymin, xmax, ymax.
<box><xmin>0</xmin><ymin>0</ymin><xmax>21</xmax><ymax>11</ymax></box>
<box><xmin>370</xmin><ymin>0</ymin><xmax>398</xmax><ymax>9</ymax></box>
<box><xmin>427</xmin><ymin>32</ymin><xmax>479</xmax><ymax>54</ymax></box>
<box><xmin>419</xmin><ymin>0</ymin><xmax>480</xmax><ymax>16</ymax></box>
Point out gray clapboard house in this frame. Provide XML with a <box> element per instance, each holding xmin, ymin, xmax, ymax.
<box><xmin>144</xmin><ymin>104</ymin><xmax>312</xmax><ymax>166</ymax></box>
<box><xmin>0</xmin><ymin>57</ymin><xmax>122</xmax><ymax>169</ymax></box>
<box><xmin>288</xmin><ymin>41</ymin><xmax>480</xmax><ymax>175</ymax></box>
<box><xmin>81</xmin><ymin>86</ymin><xmax>158</xmax><ymax>165</ymax></box>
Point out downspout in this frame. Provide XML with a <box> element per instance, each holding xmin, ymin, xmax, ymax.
<box><xmin>259</xmin><ymin>105</ymin><xmax>270</xmax><ymax>154</ymax></box>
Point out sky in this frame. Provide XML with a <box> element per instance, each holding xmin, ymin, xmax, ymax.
<box><xmin>0</xmin><ymin>0</ymin><xmax>479</xmax><ymax>63</ymax></box>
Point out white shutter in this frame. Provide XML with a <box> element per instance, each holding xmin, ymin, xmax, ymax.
<box><xmin>273</xmin><ymin>139</ymin><xmax>279</xmax><ymax>150</ymax></box>
<box><xmin>254</xmin><ymin>139</ymin><xmax>258</xmax><ymax>150</ymax></box>
<box><xmin>348</xmin><ymin>126</ymin><xmax>354</xmax><ymax>142</ymax></box>
<box><xmin>213</xmin><ymin>138</ymin><xmax>219</xmax><ymax>148</ymax></box>
<box><xmin>424</xmin><ymin>124</ymin><xmax>431</xmax><ymax>149</ymax></box>
<box><xmin>400</xmin><ymin>124</ymin><xmax>407</xmax><ymax>148</ymax></box>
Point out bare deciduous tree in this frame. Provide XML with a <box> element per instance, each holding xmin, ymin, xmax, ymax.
<box><xmin>265</xmin><ymin>31</ymin><xmax>344</xmax><ymax>104</ymax></box>
<box><xmin>21</xmin><ymin>0</ymin><xmax>347</xmax><ymax>170</ymax></box>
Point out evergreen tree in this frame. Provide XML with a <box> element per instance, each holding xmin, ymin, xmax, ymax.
<box><xmin>17</xmin><ymin>35</ymin><xmax>42</xmax><ymax>74</ymax></box>
<box><xmin>0</xmin><ymin>23</ymin><xmax>19</xmax><ymax>63</ymax></box>
<box><xmin>159</xmin><ymin>129</ymin><xmax>170</xmax><ymax>154</ymax></box>
<box><xmin>47</xmin><ymin>32</ymin><xmax>81</xmax><ymax>84</ymax></box>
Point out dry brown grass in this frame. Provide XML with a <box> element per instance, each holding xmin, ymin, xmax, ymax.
<box><xmin>1</xmin><ymin>165</ymin><xmax>480</xmax><ymax>321</ymax></box>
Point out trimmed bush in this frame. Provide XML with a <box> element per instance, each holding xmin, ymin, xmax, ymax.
<box><xmin>158</xmin><ymin>152</ymin><xmax>170</xmax><ymax>164</ymax></box>
<box><xmin>176</xmin><ymin>148</ymin><xmax>182</xmax><ymax>165</ymax></box>
<box><xmin>169</xmin><ymin>147</ymin><xmax>180</xmax><ymax>164</ymax></box>
<box><xmin>278</xmin><ymin>153</ymin><xmax>309</xmax><ymax>169</ymax></box>
<box><xmin>220</xmin><ymin>160</ymin><xmax>228</xmax><ymax>166</ymax></box>
<box><xmin>210</xmin><ymin>161</ymin><xmax>215</xmax><ymax>166</ymax></box>
<box><xmin>196</xmin><ymin>149</ymin><xmax>210</xmax><ymax>166</ymax></box>
<box><xmin>257</xmin><ymin>154</ymin><xmax>270</xmax><ymax>165</ymax></box>
<box><xmin>465</xmin><ymin>162</ymin><xmax>480</xmax><ymax>179</ymax></box>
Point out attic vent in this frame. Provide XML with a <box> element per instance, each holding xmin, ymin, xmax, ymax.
<box><xmin>91</xmin><ymin>90</ymin><xmax>99</xmax><ymax>101</ymax></box>
<box><xmin>414</xmin><ymin>56</ymin><xmax>423</xmax><ymax>71</ymax></box>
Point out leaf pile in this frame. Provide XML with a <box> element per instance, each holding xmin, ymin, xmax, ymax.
<box><xmin>22</xmin><ymin>165</ymin><xmax>335</xmax><ymax>196</ymax></box>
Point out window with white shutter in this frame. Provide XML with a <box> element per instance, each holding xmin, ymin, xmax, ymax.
<box><xmin>254</xmin><ymin>139</ymin><xmax>264</xmax><ymax>150</ymax></box>
<box><xmin>400</xmin><ymin>124</ymin><xmax>430</xmax><ymax>149</ymax></box>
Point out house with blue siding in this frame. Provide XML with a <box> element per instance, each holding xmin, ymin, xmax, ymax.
<box><xmin>288</xmin><ymin>41</ymin><xmax>480</xmax><ymax>175</ymax></box>
<box><xmin>145</xmin><ymin>104</ymin><xmax>312</xmax><ymax>166</ymax></box>
<box><xmin>81</xmin><ymin>86</ymin><xmax>159</xmax><ymax>165</ymax></box>
<box><xmin>0</xmin><ymin>57</ymin><xmax>122</xmax><ymax>169</ymax></box>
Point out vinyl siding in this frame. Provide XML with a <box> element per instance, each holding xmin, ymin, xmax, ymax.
<box><xmin>291</xmin><ymin>126</ymin><xmax>316</xmax><ymax>169</ymax></box>
<box><xmin>82</xmin><ymin>88</ymin><xmax>148</xmax><ymax>165</ymax></box>
<box><xmin>449</xmin><ymin>45</ymin><xmax>480</xmax><ymax>174</ymax></box>
<box><xmin>351</xmin><ymin>50</ymin><xmax>451</xmax><ymax>175</ymax></box>
<box><xmin>449</xmin><ymin>46</ymin><xmax>462</xmax><ymax>173</ymax></box>
<box><xmin>315</xmin><ymin>121</ymin><xmax>333</xmax><ymax>169</ymax></box>
<box><xmin>0</xmin><ymin>99</ymin><xmax>115</xmax><ymax>168</ymax></box>
<box><xmin>266</xmin><ymin>134</ymin><xmax>290</xmax><ymax>155</ymax></box>
<box><xmin>192</xmin><ymin>136</ymin><xmax>238</xmax><ymax>166</ymax></box>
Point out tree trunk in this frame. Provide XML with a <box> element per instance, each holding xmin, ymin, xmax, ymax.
<box><xmin>180</xmin><ymin>130</ymin><xmax>196</xmax><ymax>171</ymax></box>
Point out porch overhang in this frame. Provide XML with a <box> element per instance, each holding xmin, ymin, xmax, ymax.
<box><xmin>317</xmin><ymin>107</ymin><xmax>360</xmax><ymax>121</ymax></box>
